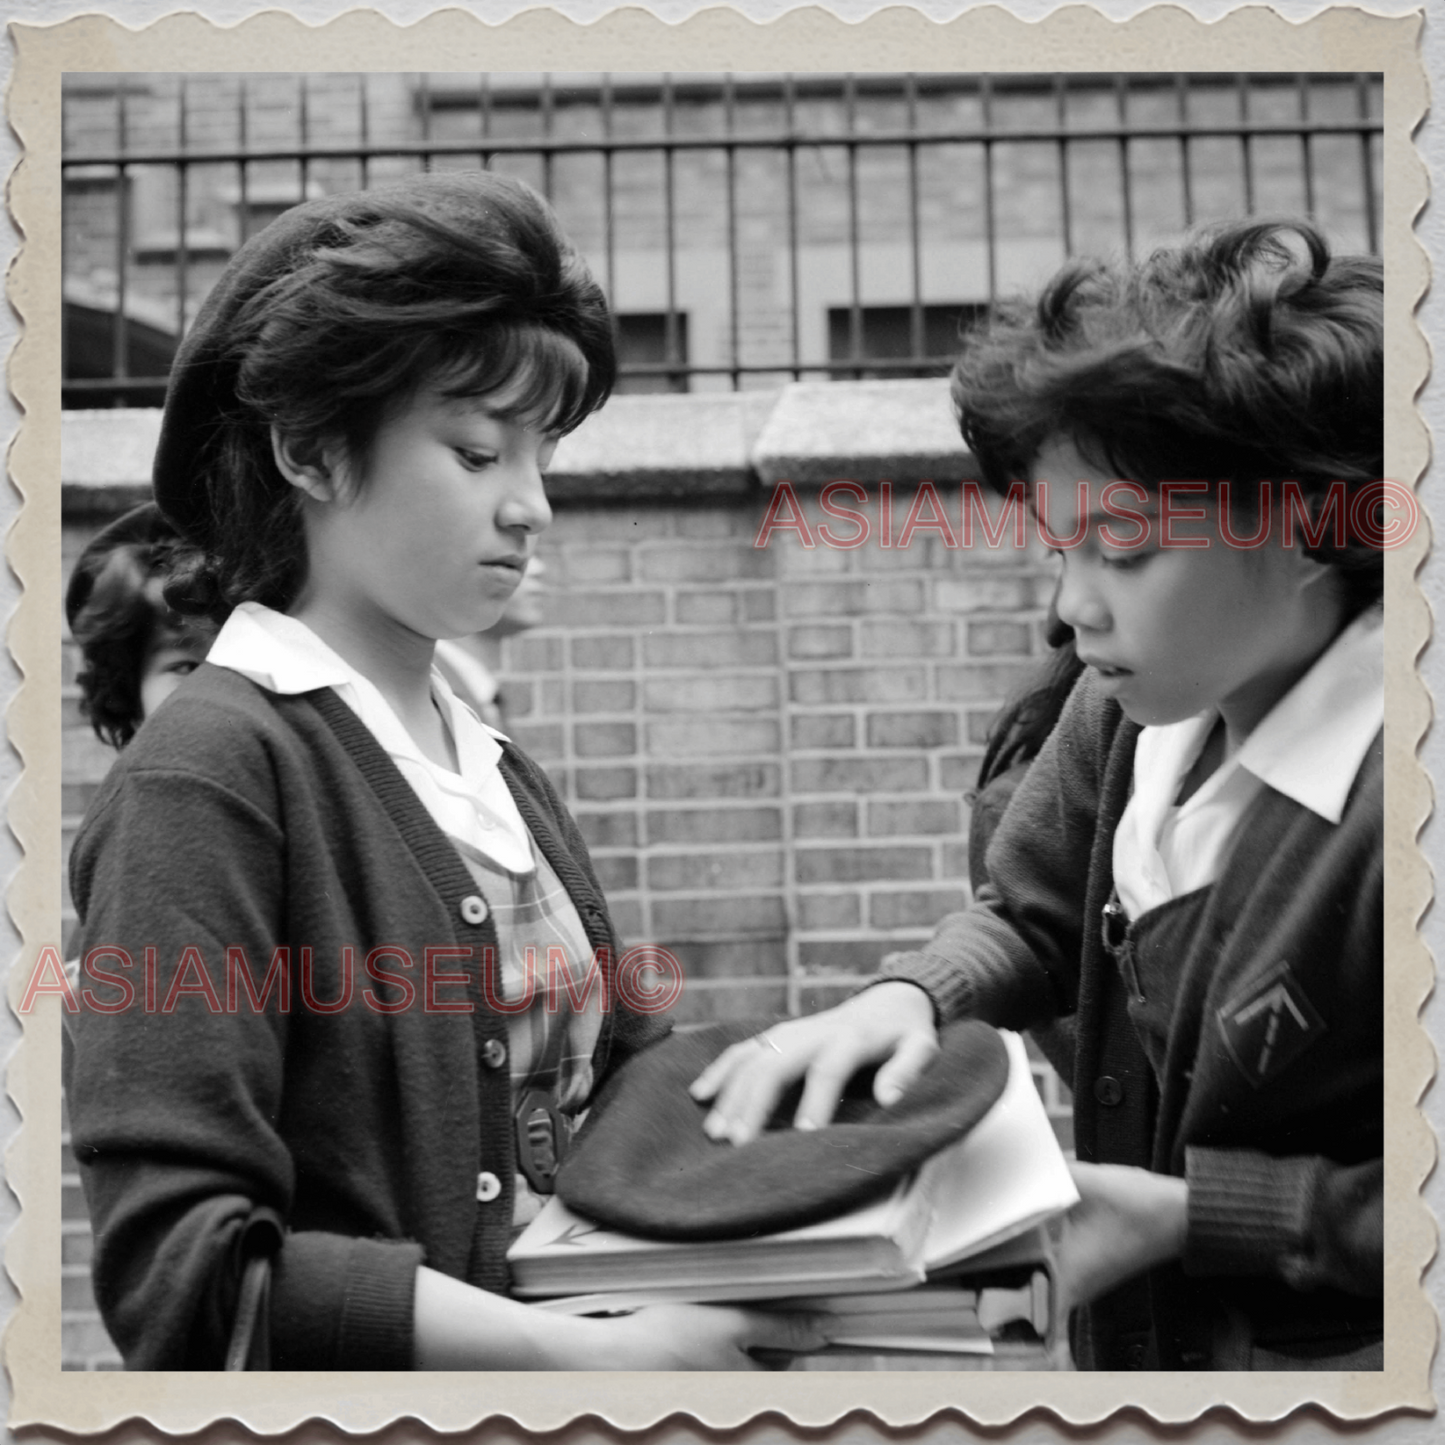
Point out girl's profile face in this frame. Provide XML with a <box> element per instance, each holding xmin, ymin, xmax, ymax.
<box><xmin>302</xmin><ymin>385</ymin><xmax>557</xmax><ymax>644</ymax></box>
<box><xmin>1030</xmin><ymin>435</ymin><xmax>1335</xmax><ymax>736</ymax></box>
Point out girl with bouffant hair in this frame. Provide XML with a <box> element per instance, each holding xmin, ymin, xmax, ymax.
<box><xmin>66</xmin><ymin>172</ymin><xmax>821</xmax><ymax>1372</ymax></box>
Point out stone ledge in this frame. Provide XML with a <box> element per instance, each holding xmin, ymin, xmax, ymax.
<box><xmin>750</xmin><ymin>379</ymin><xmax>976</xmax><ymax>488</ymax></box>
<box><xmin>60</xmin><ymin>381</ymin><xmax>976</xmax><ymax>513</ymax></box>
<box><xmin>548</xmin><ymin>391</ymin><xmax>776</xmax><ymax>501</ymax></box>
<box><xmin>62</xmin><ymin>410</ymin><xmax>164</xmax><ymax>518</ymax></box>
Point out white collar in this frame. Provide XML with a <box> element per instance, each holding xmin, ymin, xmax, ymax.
<box><xmin>211</xmin><ymin>603</ymin><xmax>505</xmax><ymax>734</ymax></box>
<box><xmin>208</xmin><ymin>602</ymin><xmax>534</xmax><ymax>872</ymax></box>
<box><xmin>1233</xmin><ymin>605</ymin><xmax>1383</xmax><ymax>822</ymax></box>
<box><xmin>1143</xmin><ymin>606</ymin><xmax>1383</xmax><ymax>826</ymax></box>
<box><xmin>209</xmin><ymin>601</ymin><xmax>361</xmax><ymax>696</ymax></box>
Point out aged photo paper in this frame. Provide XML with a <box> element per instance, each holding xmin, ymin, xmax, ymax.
<box><xmin>4</xmin><ymin>3</ymin><xmax>1432</xmax><ymax>1436</ymax></box>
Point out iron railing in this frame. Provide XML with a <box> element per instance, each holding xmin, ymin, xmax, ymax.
<box><xmin>61</xmin><ymin>71</ymin><xmax>1384</xmax><ymax>406</ymax></box>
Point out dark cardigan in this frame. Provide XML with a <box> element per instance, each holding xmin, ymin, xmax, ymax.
<box><xmin>884</xmin><ymin>670</ymin><xmax>1383</xmax><ymax>1368</ymax></box>
<box><xmin>66</xmin><ymin>664</ymin><xmax>666</xmax><ymax>1370</ymax></box>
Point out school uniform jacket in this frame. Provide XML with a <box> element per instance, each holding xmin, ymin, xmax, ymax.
<box><xmin>65</xmin><ymin>664</ymin><xmax>667</xmax><ymax>1371</ymax></box>
<box><xmin>883</xmin><ymin>670</ymin><xmax>1383</xmax><ymax>1368</ymax></box>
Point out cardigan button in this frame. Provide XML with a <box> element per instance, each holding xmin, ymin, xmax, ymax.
<box><xmin>1094</xmin><ymin>1076</ymin><xmax>1124</xmax><ymax>1108</ymax></box>
<box><xmin>475</xmin><ymin>1171</ymin><xmax>502</xmax><ymax>1203</ymax></box>
<box><xmin>482</xmin><ymin>1037</ymin><xmax>508</xmax><ymax>1070</ymax></box>
<box><xmin>460</xmin><ymin>894</ymin><xmax>490</xmax><ymax>926</ymax></box>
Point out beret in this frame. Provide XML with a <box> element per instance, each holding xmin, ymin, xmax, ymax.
<box><xmin>152</xmin><ymin>188</ymin><xmax>364</xmax><ymax>541</ymax></box>
<box><xmin>64</xmin><ymin>501</ymin><xmax>176</xmax><ymax>631</ymax></box>
<box><xmin>556</xmin><ymin>1016</ymin><xmax>1009</xmax><ymax>1242</ymax></box>
<box><xmin>151</xmin><ymin>172</ymin><xmax>543</xmax><ymax>542</ymax></box>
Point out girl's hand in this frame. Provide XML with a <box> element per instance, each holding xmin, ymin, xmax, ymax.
<box><xmin>688</xmin><ymin>981</ymin><xmax>939</xmax><ymax>1145</ymax></box>
<box><xmin>413</xmin><ymin>1267</ymin><xmax>825</xmax><ymax>1369</ymax></box>
<box><xmin>1051</xmin><ymin>1161</ymin><xmax>1188</xmax><ymax>1323</ymax></box>
<box><xmin>576</xmin><ymin>1303</ymin><xmax>829</xmax><ymax>1371</ymax></box>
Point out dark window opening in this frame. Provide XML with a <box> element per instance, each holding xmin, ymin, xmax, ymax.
<box><xmin>614</xmin><ymin>313</ymin><xmax>690</xmax><ymax>395</ymax></box>
<box><xmin>62</xmin><ymin>299</ymin><xmax>177</xmax><ymax>409</ymax></box>
<box><xmin>827</xmin><ymin>304</ymin><xmax>989</xmax><ymax>379</ymax></box>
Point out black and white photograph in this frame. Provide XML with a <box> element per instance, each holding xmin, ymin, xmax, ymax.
<box><xmin>3</xmin><ymin>2</ymin><xmax>1433</xmax><ymax>1436</ymax></box>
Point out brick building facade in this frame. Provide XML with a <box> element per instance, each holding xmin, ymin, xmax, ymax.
<box><xmin>63</xmin><ymin>71</ymin><xmax>1382</xmax><ymax>400</ymax></box>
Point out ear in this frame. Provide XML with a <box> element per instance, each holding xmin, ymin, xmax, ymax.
<box><xmin>270</xmin><ymin>427</ymin><xmax>345</xmax><ymax>503</ymax></box>
<box><xmin>1289</xmin><ymin>546</ymin><xmax>1344</xmax><ymax>606</ymax></box>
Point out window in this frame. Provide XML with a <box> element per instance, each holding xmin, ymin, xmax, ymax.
<box><xmin>827</xmin><ymin>304</ymin><xmax>988</xmax><ymax>378</ymax></box>
<box><xmin>614</xmin><ymin>313</ymin><xmax>690</xmax><ymax>394</ymax></box>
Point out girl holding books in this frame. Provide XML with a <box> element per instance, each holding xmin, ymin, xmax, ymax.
<box><xmin>64</xmin><ymin>172</ymin><xmax>823</xmax><ymax>1371</ymax></box>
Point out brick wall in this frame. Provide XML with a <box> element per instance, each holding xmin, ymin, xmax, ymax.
<box><xmin>59</xmin><ymin>385</ymin><xmax>1065</xmax><ymax>1367</ymax></box>
<box><xmin>514</xmin><ymin>491</ymin><xmax>1053</xmax><ymax>1027</ymax></box>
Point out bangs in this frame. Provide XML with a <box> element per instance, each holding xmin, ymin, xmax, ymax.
<box><xmin>427</xmin><ymin>322</ymin><xmax>600</xmax><ymax>436</ymax></box>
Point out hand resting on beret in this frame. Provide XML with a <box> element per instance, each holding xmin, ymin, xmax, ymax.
<box><xmin>689</xmin><ymin>980</ymin><xmax>939</xmax><ymax>1146</ymax></box>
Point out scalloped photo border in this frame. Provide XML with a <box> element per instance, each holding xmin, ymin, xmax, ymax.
<box><xmin>4</xmin><ymin>4</ymin><xmax>1432</xmax><ymax>1434</ymax></box>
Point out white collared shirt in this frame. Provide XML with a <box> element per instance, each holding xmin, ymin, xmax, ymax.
<box><xmin>1113</xmin><ymin>606</ymin><xmax>1383</xmax><ymax>920</ymax></box>
<box><xmin>208</xmin><ymin>602</ymin><xmax>535</xmax><ymax>876</ymax></box>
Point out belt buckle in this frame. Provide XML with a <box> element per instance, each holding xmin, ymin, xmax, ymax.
<box><xmin>515</xmin><ymin>1089</ymin><xmax>571</xmax><ymax>1195</ymax></box>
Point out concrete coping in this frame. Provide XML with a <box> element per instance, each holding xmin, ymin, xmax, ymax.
<box><xmin>61</xmin><ymin>379</ymin><xmax>977</xmax><ymax>515</ymax></box>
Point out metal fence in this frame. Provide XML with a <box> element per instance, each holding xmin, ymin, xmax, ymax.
<box><xmin>62</xmin><ymin>71</ymin><xmax>1384</xmax><ymax>406</ymax></box>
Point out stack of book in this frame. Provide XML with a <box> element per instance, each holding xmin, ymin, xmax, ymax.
<box><xmin>509</xmin><ymin>1032</ymin><xmax>1076</xmax><ymax>1355</ymax></box>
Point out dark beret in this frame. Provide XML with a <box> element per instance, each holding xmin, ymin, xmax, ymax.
<box><xmin>64</xmin><ymin>501</ymin><xmax>176</xmax><ymax>631</ymax></box>
<box><xmin>151</xmin><ymin>173</ymin><xmax>513</xmax><ymax>542</ymax></box>
<box><xmin>556</xmin><ymin>1017</ymin><xmax>1009</xmax><ymax>1242</ymax></box>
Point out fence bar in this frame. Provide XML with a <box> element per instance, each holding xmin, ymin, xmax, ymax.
<box><xmin>1357</xmin><ymin>73</ymin><xmax>1378</xmax><ymax>255</ymax></box>
<box><xmin>1297</xmin><ymin>75</ymin><xmax>1316</xmax><ymax>219</ymax></box>
<box><xmin>725</xmin><ymin>75</ymin><xmax>740</xmax><ymax>388</ymax></box>
<box><xmin>236</xmin><ymin>78</ymin><xmax>250</xmax><ymax>245</ymax></box>
<box><xmin>1175</xmin><ymin>74</ymin><xmax>1194</xmax><ymax>228</ymax></box>
<box><xmin>981</xmin><ymin>75</ymin><xmax>996</xmax><ymax>302</ymax></box>
<box><xmin>60</xmin><ymin>86</ymin><xmax>70</xmax><ymax>386</ymax></box>
<box><xmin>1115</xmin><ymin>75</ymin><xmax>1134</xmax><ymax>259</ymax></box>
<box><xmin>602</xmin><ymin>74</ymin><xmax>616</xmax><ymax>302</ymax></box>
<box><xmin>299</xmin><ymin>74</ymin><xmax>312</xmax><ymax>199</ymax></box>
<box><xmin>785</xmin><ymin>74</ymin><xmax>801</xmax><ymax>380</ymax></box>
<box><xmin>906</xmin><ymin>75</ymin><xmax>924</xmax><ymax>369</ymax></box>
<box><xmin>1054</xmin><ymin>75</ymin><xmax>1073</xmax><ymax>256</ymax></box>
<box><xmin>1237</xmin><ymin>74</ymin><xmax>1254</xmax><ymax>215</ymax></box>
<box><xmin>662</xmin><ymin>76</ymin><xmax>680</xmax><ymax>385</ymax></box>
<box><xmin>358</xmin><ymin>74</ymin><xmax>370</xmax><ymax>188</ymax></box>
<box><xmin>111</xmin><ymin>85</ymin><xmax>130</xmax><ymax>388</ymax></box>
<box><xmin>846</xmin><ymin>75</ymin><xmax>862</xmax><ymax>375</ymax></box>
<box><xmin>175</xmin><ymin>77</ymin><xmax>191</xmax><ymax>339</ymax></box>
<box><xmin>541</xmin><ymin>74</ymin><xmax>555</xmax><ymax>200</ymax></box>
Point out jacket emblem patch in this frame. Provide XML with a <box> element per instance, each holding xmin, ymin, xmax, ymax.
<box><xmin>1217</xmin><ymin>960</ymin><xmax>1326</xmax><ymax>1088</ymax></box>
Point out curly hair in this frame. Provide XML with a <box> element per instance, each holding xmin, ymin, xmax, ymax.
<box><xmin>162</xmin><ymin>170</ymin><xmax>616</xmax><ymax>621</ymax></box>
<box><xmin>951</xmin><ymin>219</ymin><xmax>1384</xmax><ymax>611</ymax></box>
<box><xmin>70</xmin><ymin>535</ymin><xmax>214</xmax><ymax>747</ymax></box>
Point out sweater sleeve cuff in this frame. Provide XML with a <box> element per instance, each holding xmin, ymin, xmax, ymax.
<box><xmin>271</xmin><ymin>1233</ymin><xmax>425</xmax><ymax>1369</ymax></box>
<box><xmin>874</xmin><ymin>949</ymin><xmax>979</xmax><ymax>1024</ymax></box>
<box><xmin>1182</xmin><ymin>1146</ymin><xmax>1320</xmax><ymax>1281</ymax></box>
